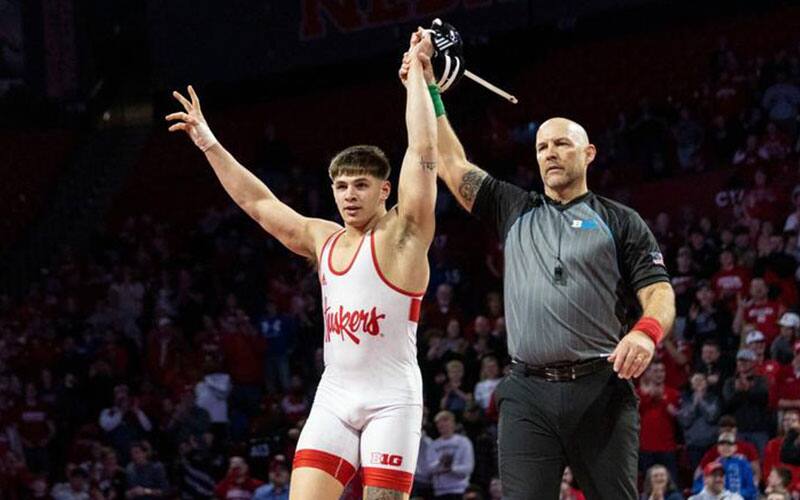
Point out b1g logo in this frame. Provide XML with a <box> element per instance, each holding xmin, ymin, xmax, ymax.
<box><xmin>371</xmin><ymin>453</ymin><xmax>403</xmax><ymax>467</ymax></box>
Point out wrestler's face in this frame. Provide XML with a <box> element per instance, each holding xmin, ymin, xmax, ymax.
<box><xmin>331</xmin><ymin>174</ymin><xmax>390</xmax><ymax>227</ymax></box>
<box><xmin>535</xmin><ymin>119</ymin><xmax>595</xmax><ymax>192</ymax></box>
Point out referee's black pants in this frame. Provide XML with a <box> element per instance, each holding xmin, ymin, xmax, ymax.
<box><xmin>496</xmin><ymin>362</ymin><xmax>639</xmax><ymax>500</ymax></box>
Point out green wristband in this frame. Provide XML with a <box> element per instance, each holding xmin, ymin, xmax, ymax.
<box><xmin>428</xmin><ymin>84</ymin><xmax>446</xmax><ymax>117</ymax></box>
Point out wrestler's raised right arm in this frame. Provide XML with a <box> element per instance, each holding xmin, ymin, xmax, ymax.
<box><xmin>166</xmin><ymin>85</ymin><xmax>338</xmax><ymax>262</ymax></box>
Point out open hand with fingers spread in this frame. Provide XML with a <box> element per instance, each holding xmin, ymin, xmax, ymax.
<box><xmin>165</xmin><ymin>85</ymin><xmax>218</xmax><ymax>152</ymax></box>
<box><xmin>608</xmin><ymin>330</ymin><xmax>656</xmax><ymax>379</ymax></box>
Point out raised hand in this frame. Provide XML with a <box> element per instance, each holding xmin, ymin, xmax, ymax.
<box><xmin>399</xmin><ymin>28</ymin><xmax>434</xmax><ymax>85</ymax></box>
<box><xmin>165</xmin><ymin>85</ymin><xmax>218</xmax><ymax>152</ymax></box>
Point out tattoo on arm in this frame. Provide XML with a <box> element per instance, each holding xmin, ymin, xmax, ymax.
<box><xmin>364</xmin><ymin>486</ymin><xmax>404</xmax><ymax>500</ymax></box>
<box><xmin>420</xmin><ymin>157</ymin><xmax>436</xmax><ymax>172</ymax></box>
<box><xmin>458</xmin><ymin>168</ymin><xmax>486</xmax><ymax>202</ymax></box>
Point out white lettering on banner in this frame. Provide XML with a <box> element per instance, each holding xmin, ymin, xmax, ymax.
<box><xmin>715</xmin><ymin>189</ymin><xmax>745</xmax><ymax>208</ymax></box>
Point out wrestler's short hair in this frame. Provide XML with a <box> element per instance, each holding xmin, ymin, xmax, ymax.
<box><xmin>329</xmin><ymin>145</ymin><xmax>391</xmax><ymax>180</ymax></box>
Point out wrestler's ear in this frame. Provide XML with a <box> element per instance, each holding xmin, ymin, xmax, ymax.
<box><xmin>380</xmin><ymin>179</ymin><xmax>391</xmax><ymax>201</ymax></box>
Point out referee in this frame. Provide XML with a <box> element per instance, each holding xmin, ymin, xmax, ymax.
<box><xmin>400</xmin><ymin>28</ymin><xmax>675</xmax><ymax>498</ymax></box>
<box><xmin>435</xmin><ymin>109</ymin><xmax>676</xmax><ymax>497</ymax></box>
<box><xmin>397</xmin><ymin>37</ymin><xmax>678</xmax><ymax>496</ymax></box>
<box><xmin>443</xmin><ymin>112</ymin><xmax>676</xmax><ymax>496</ymax></box>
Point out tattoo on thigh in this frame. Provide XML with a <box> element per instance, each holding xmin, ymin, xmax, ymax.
<box><xmin>420</xmin><ymin>158</ymin><xmax>436</xmax><ymax>171</ymax></box>
<box><xmin>459</xmin><ymin>169</ymin><xmax>487</xmax><ymax>202</ymax></box>
<box><xmin>364</xmin><ymin>486</ymin><xmax>404</xmax><ymax>500</ymax></box>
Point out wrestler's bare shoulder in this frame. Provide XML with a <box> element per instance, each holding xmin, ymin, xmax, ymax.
<box><xmin>307</xmin><ymin>218</ymin><xmax>344</xmax><ymax>263</ymax></box>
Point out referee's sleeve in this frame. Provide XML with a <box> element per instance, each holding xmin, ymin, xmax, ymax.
<box><xmin>471</xmin><ymin>175</ymin><xmax>531</xmax><ymax>241</ymax></box>
<box><xmin>620</xmin><ymin>211</ymin><xmax>670</xmax><ymax>291</ymax></box>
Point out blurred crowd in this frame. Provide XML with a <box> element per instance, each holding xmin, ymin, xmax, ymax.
<box><xmin>1</xmin><ymin>29</ymin><xmax>800</xmax><ymax>500</ymax></box>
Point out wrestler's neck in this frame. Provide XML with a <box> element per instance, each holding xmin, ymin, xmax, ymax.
<box><xmin>545</xmin><ymin>179</ymin><xmax>589</xmax><ymax>205</ymax></box>
<box><xmin>343</xmin><ymin>206</ymin><xmax>387</xmax><ymax>237</ymax></box>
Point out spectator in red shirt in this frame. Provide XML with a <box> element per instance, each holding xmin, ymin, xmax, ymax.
<box><xmin>735</xmin><ymin>278</ymin><xmax>785</xmax><ymax>345</ymax></box>
<box><xmin>697</xmin><ymin>415</ymin><xmax>760</xmax><ymax>484</ymax></box>
<box><xmin>711</xmin><ymin>250</ymin><xmax>750</xmax><ymax>313</ymax></box>
<box><xmin>15</xmin><ymin>382</ymin><xmax>55</xmax><ymax>475</ymax></box>
<box><xmin>220</xmin><ymin>309</ymin><xmax>266</xmax><ymax>435</ymax></box>
<box><xmin>657</xmin><ymin>337</ymin><xmax>692</xmax><ymax>390</ymax></box>
<box><xmin>744</xmin><ymin>330</ymin><xmax>782</xmax><ymax>393</ymax></box>
<box><xmin>744</xmin><ymin>169</ymin><xmax>781</xmax><ymax>223</ymax></box>
<box><xmin>221</xmin><ymin>311</ymin><xmax>266</xmax><ymax>387</ymax></box>
<box><xmin>638</xmin><ymin>360</ymin><xmax>681</xmax><ymax>481</ymax></box>
<box><xmin>146</xmin><ymin>317</ymin><xmax>182</xmax><ymax>387</ymax></box>
<box><xmin>194</xmin><ymin>315</ymin><xmax>224</xmax><ymax>367</ymax></box>
<box><xmin>763</xmin><ymin>409</ymin><xmax>800</xmax><ymax>494</ymax></box>
<box><xmin>279</xmin><ymin>375</ymin><xmax>309</xmax><ymax>426</ymax></box>
<box><xmin>214</xmin><ymin>456</ymin><xmax>263</xmax><ymax>500</ymax></box>
<box><xmin>221</xmin><ymin>310</ymin><xmax>266</xmax><ymax>432</ymax></box>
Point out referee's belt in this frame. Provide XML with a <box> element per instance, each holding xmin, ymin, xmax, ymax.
<box><xmin>512</xmin><ymin>357</ymin><xmax>608</xmax><ymax>382</ymax></box>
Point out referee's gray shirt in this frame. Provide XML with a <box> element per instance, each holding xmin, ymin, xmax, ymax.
<box><xmin>473</xmin><ymin>175</ymin><xmax>670</xmax><ymax>366</ymax></box>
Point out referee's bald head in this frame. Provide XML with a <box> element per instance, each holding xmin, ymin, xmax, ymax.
<box><xmin>537</xmin><ymin>117</ymin><xmax>590</xmax><ymax>146</ymax></box>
